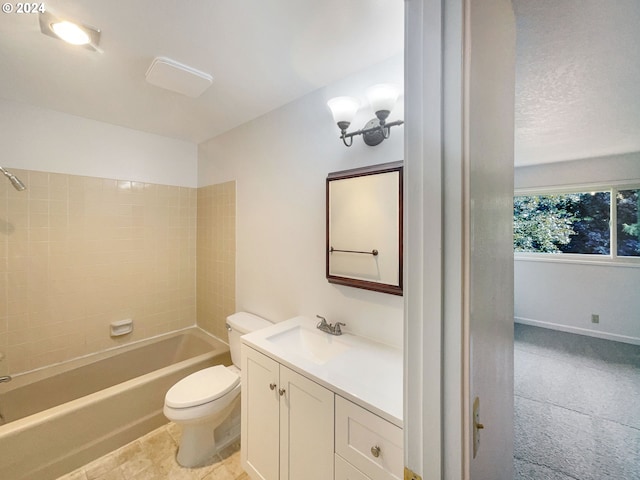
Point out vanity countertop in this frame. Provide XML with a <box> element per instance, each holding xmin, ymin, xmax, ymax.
<box><xmin>241</xmin><ymin>315</ymin><xmax>403</xmax><ymax>428</ymax></box>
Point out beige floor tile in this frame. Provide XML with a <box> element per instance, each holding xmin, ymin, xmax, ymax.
<box><xmin>155</xmin><ymin>450</ymin><xmax>219</xmax><ymax>479</ymax></box>
<box><xmin>125</xmin><ymin>463</ymin><xmax>165</xmax><ymax>480</ymax></box>
<box><xmin>166</xmin><ymin>421</ymin><xmax>183</xmax><ymax>444</ymax></box>
<box><xmin>139</xmin><ymin>428</ymin><xmax>178</xmax><ymax>464</ymax></box>
<box><xmin>84</xmin><ymin>452</ymin><xmax>121</xmax><ymax>480</ymax></box>
<box><xmin>117</xmin><ymin>443</ymin><xmax>154</xmax><ymax>479</ymax></box>
<box><xmin>93</xmin><ymin>468</ymin><xmax>125</xmax><ymax>480</ymax></box>
<box><xmin>113</xmin><ymin>440</ymin><xmax>144</xmax><ymax>463</ymax></box>
<box><xmin>220</xmin><ymin>442</ymin><xmax>245</xmax><ymax>479</ymax></box>
<box><xmin>56</xmin><ymin>470</ymin><xmax>88</xmax><ymax>480</ymax></box>
<box><xmin>56</xmin><ymin>423</ymin><xmax>248</xmax><ymax>480</ymax></box>
<box><xmin>200</xmin><ymin>462</ymin><xmax>236</xmax><ymax>480</ymax></box>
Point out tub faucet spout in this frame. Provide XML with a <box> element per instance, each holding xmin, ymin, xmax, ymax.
<box><xmin>0</xmin><ymin>375</ymin><xmax>11</xmax><ymax>383</ymax></box>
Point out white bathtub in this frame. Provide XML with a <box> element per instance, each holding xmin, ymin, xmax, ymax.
<box><xmin>0</xmin><ymin>328</ymin><xmax>230</xmax><ymax>480</ymax></box>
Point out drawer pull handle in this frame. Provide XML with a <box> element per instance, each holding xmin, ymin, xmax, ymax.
<box><xmin>269</xmin><ymin>383</ymin><xmax>277</xmax><ymax>391</ymax></box>
<box><xmin>279</xmin><ymin>388</ymin><xmax>286</xmax><ymax>396</ymax></box>
<box><xmin>370</xmin><ymin>445</ymin><xmax>381</xmax><ymax>458</ymax></box>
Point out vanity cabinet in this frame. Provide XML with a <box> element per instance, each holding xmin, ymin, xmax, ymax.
<box><xmin>241</xmin><ymin>346</ymin><xmax>334</xmax><ymax>480</ymax></box>
<box><xmin>335</xmin><ymin>455</ymin><xmax>371</xmax><ymax>480</ymax></box>
<box><xmin>335</xmin><ymin>396</ymin><xmax>403</xmax><ymax>480</ymax></box>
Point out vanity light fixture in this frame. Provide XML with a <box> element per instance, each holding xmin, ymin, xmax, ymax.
<box><xmin>39</xmin><ymin>11</ymin><xmax>101</xmax><ymax>51</ymax></box>
<box><xmin>327</xmin><ymin>84</ymin><xmax>404</xmax><ymax>147</ymax></box>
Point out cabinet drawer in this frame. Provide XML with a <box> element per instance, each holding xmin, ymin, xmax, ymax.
<box><xmin>335</xmin><ymin>454</ymin><xmax>371</xmax><ymax>480</ymax></box>
<box><xmin>335</xmin><ymin>396</ymin><xmax>403</xmax><ymax>480</ymax></box>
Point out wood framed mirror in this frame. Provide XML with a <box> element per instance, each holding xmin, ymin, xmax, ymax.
<box><xmin>326</xmin><ymin>161</ymin><xmax>403</xmax><ymax>295</ymax></box>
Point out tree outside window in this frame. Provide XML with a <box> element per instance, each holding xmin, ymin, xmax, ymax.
<box><xmin>617</xmin><ymin>189</ymin><xmax>640</xmax><ymax>257</ymax></box>
<box><xmin>514</xmin><ymin>188</ymin><xmax>640</xmax><ymax>258</ymax></box>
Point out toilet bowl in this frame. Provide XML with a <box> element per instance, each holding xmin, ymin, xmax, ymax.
<box><xmin>163</xmin><ymin>312</ymin><xmax>273</xmax><ymax>467</ymax></box>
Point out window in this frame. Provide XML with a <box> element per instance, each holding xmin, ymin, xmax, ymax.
<box><xmin>514</xmin><ymin>186</ymin><xmax>640</xmax><ymax>260</ymax></box>
<box><xmin>617</xmin><ymin>189</ymin><xmax>640</xmax><ymax>257</ymax></box>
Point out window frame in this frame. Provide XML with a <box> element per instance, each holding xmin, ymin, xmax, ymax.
<box><xmin>514</xmin><ymin>180</ymin><xmax>640</xmax><ymax>267</ymax></box>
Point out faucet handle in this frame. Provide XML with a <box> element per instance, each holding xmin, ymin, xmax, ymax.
<box><xmin>316</xmin><ymin>315</ymin><xmax>329</xmax><ymax>328</ymax></box>
<box><xmin>333</xmin><ymin>322</ymin><xmax>346</xmax><ymax>335</ymax></box>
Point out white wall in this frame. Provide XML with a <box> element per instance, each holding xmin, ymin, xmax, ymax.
<box><xmin>0</xmin><ymin>98</ymin><xmax>198</xmax><ymax>187</ymax></box>
<box><xmin>198</xmin><ymin>55</ymin><xmax>404</xmax><ymax>348</ymax></box>
<box><xmin>515</xmin><ymin>260</ymin><xmax>640</xmax><ymax>344</ymax></box>
<box><xmin>514</xmin><ymin>153</ymin><xmax>640</xmax><ymax>344</ymax></box>
<box><xmin>515</xmin><ymin>151</ymin><xmax>640</xmax><ymax>188</ymax></box>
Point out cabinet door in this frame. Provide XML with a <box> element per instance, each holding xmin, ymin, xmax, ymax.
<box><xmin>279</xmin><ymin>366</ymin><xmax>334</xmax><ymax>480</ymax></box>
<box><xmin>242</xmin><ymin>347</ymin><xmax>280</xmax><ymax>480</ymax></box>
<box><xmin>335</xmin><ymin>454</ymin><xmax>371</xmax><ymax>480</ymax></box>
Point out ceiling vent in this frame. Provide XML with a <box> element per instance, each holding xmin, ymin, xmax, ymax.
<box><xmin>145</xmin><ymin>57</ymin><xmax>213</xmax><ymax>98</ymax></box>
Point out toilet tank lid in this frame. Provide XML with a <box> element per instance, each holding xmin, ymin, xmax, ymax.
<box><xmin>227</xmin><ymin>312</ymin><xmax>272</xmax><ymax>334</ymax></box>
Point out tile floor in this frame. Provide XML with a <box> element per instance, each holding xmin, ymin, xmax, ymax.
<box><xmin>56</xmin><ymin>422</ymin><xmax>249</xmax><ymax>480</ymax></box>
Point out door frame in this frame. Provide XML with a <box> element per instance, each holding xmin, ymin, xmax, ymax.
<box><xmin>404</xmin><ymin>1</ymin><xmax>515</xmax><ymax>478</ymax></box>
<box><xmin>404</xmin><ymin>0</ymin><xmax>466</xmax><ymax>477</ymax></box>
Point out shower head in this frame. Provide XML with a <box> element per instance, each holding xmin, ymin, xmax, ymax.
<box><xmin>0</xmin><ymin>166</ymin><xmax>26</xmax><ymax>191</ymax></box>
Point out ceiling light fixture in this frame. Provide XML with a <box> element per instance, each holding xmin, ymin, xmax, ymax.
<box><xmin>328</xmin><ymin>84</ymin><xmax>404</xmax><ymax>147</ymax></box>
<box><xmin>39</xmin><ymin>11</ymin><xmax>101</xmax><ymax>50</ymax></box>
<box><xmin>50</xmin><ymin>21</ymin><xmax>91</xmax><ymax>45</ymax></box>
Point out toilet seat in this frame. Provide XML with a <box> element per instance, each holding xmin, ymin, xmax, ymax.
<box><xmin>165</xmin><ymin>365</ymin><xmax>239</xmax><ymax>409</ymax></box>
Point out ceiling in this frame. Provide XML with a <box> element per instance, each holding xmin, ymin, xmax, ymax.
<box><xmin>513</xmin><ymin>0</ymin><xmax>640</xmax><ymax>166</ymax></box>
<box><xmin>0</xmin><ymin>0</ymin><xmax>404</xmax><ymax>144</ymax></box>
<box><xmin>0</xmin><ymin>1</ymin><xmax>638</xmax><ymax>166</ymax></box>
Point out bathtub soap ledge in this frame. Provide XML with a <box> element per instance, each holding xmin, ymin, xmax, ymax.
<box><xmin>110</xmin><ymin>319</ymin><xmax>133</xmax><ymax>337</ymax></box>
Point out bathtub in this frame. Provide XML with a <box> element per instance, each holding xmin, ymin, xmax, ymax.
<box><xmin>0</xmin><ymin>328</ymin><xmax>230</xmax><ymax>480</ymax></box>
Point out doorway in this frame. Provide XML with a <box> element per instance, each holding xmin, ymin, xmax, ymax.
<box><xmin>511</xmin><ymin>1</ymin><xmax>640</xmax><ymax>478</ymax></box>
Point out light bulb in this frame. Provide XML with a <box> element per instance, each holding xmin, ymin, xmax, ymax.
<box><xmin>51</xmin><ymin>21</ymin><xmax>91</xmax><ymax>45</ymax></box>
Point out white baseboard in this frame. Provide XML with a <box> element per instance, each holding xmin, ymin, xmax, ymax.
<box><xmin>514</xmin><ymin>317</ymin><xmax>640</xmax><ymax>346</ymax></box>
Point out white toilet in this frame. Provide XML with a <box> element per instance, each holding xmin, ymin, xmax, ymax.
<box><xmin>164</xmin><ymin>312</ymin><xmax>273</xmax><ymax>467</ymax></box>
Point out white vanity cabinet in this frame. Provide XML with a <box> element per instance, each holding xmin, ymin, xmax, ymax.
<box><xmin>335</xmin><ymin>455</ymin><xmax>371</xmax><ymax>480</ymax></box>
<box><xmin>241</xmin><ymin>346</ymin><xmax>334</xmax><ymax>480</ymax></box>
<box><xmin>334</xmin><ymin>396</ymin><xmax>403</xmax><ymax>480</ymax></box>
<box><xmin>241</xmin><ymin>315</ymin><xmax>404</xmax><ymax>480</ymax></box>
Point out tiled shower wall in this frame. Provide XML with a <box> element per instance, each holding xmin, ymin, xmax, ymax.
<box><xmin>196</xmin><ymin>181</ymin><xmax>236</xmax><ymax>340</ymax></box>
<box><xmin>0</xmin><ymin>169</ymin><xmax>199</xmax><ymax>375</ymax></box>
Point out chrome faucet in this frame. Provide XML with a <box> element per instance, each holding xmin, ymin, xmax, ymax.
<box><xmin>0</xmin><ymin>376</ymin><xmax>11</xmax><ymax>383</ymax></box>
<box><xmin>316</xmin><ymin>315</ymin><xmax>346</xmax><ymax>336</ymax></box>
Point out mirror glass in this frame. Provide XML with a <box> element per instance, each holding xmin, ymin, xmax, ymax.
<box><xmin>326</xmin><ymin>161</ymin><xmax>403</xmax><ymax>295</ymax></box>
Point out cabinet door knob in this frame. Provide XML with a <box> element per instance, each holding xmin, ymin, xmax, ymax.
<box><xmin>279</xmin><ymin>388</ymin><xmax>286</xmax><ymax>396</ymax></box>
<box><xmin>370</xmin><ymin>445</ymin><xmax>381</xmax><ymax>458</ymax></box>
<box><xmin>269</xmin><ymin>383</ymin><xmax>277</xmax><ymax>391</ymax></box>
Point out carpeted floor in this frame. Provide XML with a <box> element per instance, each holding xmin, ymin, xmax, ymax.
<box><xmin>514</xmin><ymin>324</ymin><xmax>640</xmax><ymax>480</ymax></box>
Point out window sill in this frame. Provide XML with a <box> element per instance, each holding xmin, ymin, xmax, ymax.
<box><xmin>514</xmin><ymin>253</ymin><xmax>640</xmax><ymax>268</ymax></box>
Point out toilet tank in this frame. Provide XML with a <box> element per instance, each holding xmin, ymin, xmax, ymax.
<box><xmin>226</xmin><ymin>312</ymin><xmax>273</xmax><ymax>367</ymax></box>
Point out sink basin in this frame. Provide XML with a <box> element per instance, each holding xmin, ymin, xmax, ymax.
<box><xmin>265</xmin><ymin>325</ymin><xmax>350</xmax><ymax>365</ymax></box>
